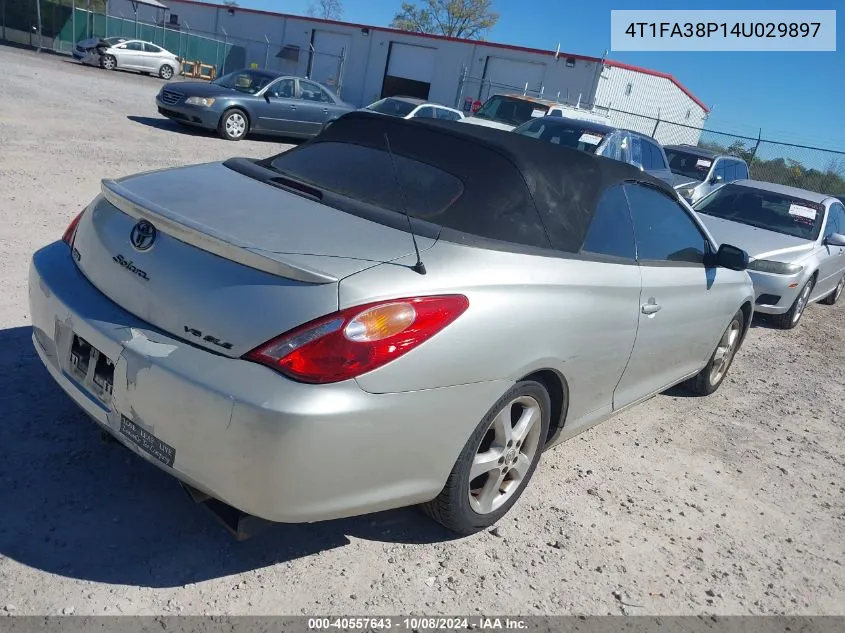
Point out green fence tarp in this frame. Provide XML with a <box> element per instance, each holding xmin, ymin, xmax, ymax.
<box><xmin>3</xmin><ymin>1</ymin><xmax>244</xmax><ymax>74</ymax></box>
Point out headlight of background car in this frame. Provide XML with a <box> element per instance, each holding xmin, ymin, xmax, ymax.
<box><xmin>747</xmin><ymin>259</ymin><xmax>804</xmax><ymax>275</ymax></box>
<box><xmin>185</xmin><ymin>97</ymin><xmax>216</xmax><ymax>107</ymax></box>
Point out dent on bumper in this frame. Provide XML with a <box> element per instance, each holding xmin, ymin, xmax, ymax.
<box><xmin>29</xmin><ymin>241</ymin><xmax>511</xmax><ymax>523</ymax></box>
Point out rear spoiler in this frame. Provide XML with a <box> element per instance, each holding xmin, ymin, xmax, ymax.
<box><xmin>100</xmin><ymin>179</ymin><xmax>339</xmax><ymax>285</ymax></box>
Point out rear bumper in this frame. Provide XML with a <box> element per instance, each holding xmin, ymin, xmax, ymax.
<box><xmin>29</xmin><ymin>241</ymin><xmax>510</xmax><ymax>523</ymax></box>
<box><xmin>155</xmin><ymin>100</ymin><xmax>220</xmax><ymax>129</ymax></box>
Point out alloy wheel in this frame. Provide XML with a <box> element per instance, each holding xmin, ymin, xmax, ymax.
<box><xmin>102</xmin><ymin>56</ymin><xmax>116</xmax><ymax>70</ymax></box>
<box><xmin>469</xmin><ymin>395</ymin><xmax>543</xmax><ymax>515</ymax></box>
<box><xmin>792</xmin><ymin>282</ymin><xmax>812</xmax><ymax>324</ymax></box>
<box><xmin>835</xmin><ymin>276</ymin><xmax>844</xmax><ymax>302</ymax></box>
<box><xmin>709</xmin><ymin>317</ymin><xmax>741</xmax><ymax>386</ymax></box>
<box><xmin>160</xmin><ymin>65</ymin><xmax>173</xmax><ymax>79</ymax></box>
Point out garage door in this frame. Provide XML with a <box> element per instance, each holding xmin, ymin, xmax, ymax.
<box><xmin>308</xmin><ymin>30</ymin><xmax>352</xmax><ymax>94</ymax></box>
<box><xmin>381</xmin><ymin>42</ymin><xmax>437</xmax><ymax>100</ymax></box>
<box><xmin>483</xmin><ymin>56</ymin><xmax>547</xmax><ymax>97</ymax></box>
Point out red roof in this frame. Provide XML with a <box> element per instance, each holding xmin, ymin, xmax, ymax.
<box><xmin>177</xmin><ymin>0</ymin><xmax>709</xmax><ymax>113</ymax></box>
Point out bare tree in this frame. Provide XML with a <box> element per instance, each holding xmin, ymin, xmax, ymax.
<box><xmin>308</xmin><ymin>0</ymin><xmax>344</xmax><ymax>20</ymax></box>
<box><xmin>390</xmin><ymin>0</ymin><xmax>499</xmax><ymax>40</ymax></box>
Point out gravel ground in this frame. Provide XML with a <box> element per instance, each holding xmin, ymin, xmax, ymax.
<box><xmin>1</xmin><ymin>45</ymin><xmax>844</xmax><ymax>618</ymax></box>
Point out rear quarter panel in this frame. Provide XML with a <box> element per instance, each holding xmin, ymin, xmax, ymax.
<box><xmin>339</xmin><ymin>241</ymin><xmax>644</xmax><ymax>425</ymax></box>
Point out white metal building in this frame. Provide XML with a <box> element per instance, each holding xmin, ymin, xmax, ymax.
<box><xmin>108</xmin><ymin>0</ymin><xmax>709</xmax><ymax>144</ymax></box>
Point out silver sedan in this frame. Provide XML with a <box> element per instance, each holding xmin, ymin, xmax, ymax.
<box><xmin>28</xmin><ymin>112</ymin><xmax>754</xmax><ymax>536</ymax></box>
<box><xmin>694</xmin><ymin>180</ymin><xmax>845</xmax><ymax>329</ymax></box>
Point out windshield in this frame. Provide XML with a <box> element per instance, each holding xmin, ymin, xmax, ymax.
<box><xmin>512</xmin><ymin>118</ymin><xmax>608</xmax><ymax>154</ymax></box>
<box><xmin>213</xmin><ymin>70</ymin><xmax>277</xmax><ymax>94</ymax></box>
<box><xmin>473</xmin><ymin>95</ymin><xmax>549</xmax><ymax>126</ymax></box>
<box><xmin>695</xmin><ymin>183</ymin><xmax>824</xmax><ymax>241</ymax></box>
<box><xmin>366</xmin><ymin>98</ymin><xmax>418</xmax><ymax>117</ymax></box>
<box><xmin>665</xmin><ymin>148</ymin><xmax>713</xmax><ymax>182</ymax></box>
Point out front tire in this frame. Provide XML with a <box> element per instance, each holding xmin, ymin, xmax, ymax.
<box><xmin>421</xmin><ymin>380</ymin><xmax>551</xmax><ymax>535</ymax></box>
<box><xmin>159</xmin><ymin>64</ymin><xmax>174</xmax><ymax>80</ymax></box>
<box><xmin>218</xmin><ymin>109</ymin><xmax>249</xmax><ymax>141</ymax></box>
<box><xmin>683</xmin><ymin>308</ymin><xmax>745</xmax><ymax>396</ymax></box>
<box><xmin>772</xmin><ymin>276</ymin><xmax>814</xmax><ymax>329</ymax></box>
<box><xmin>101</xmin><ymin>54</ymin><xmax>116</xmax><ymax>70</ymax></box>
<box><xmin>820</xmin><ymin>273</ymin><xmax>844</xmax><ymax>306</ymax></box>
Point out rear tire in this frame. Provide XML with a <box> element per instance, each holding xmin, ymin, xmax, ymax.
<box><xmin>772</xmin><ymin>276</ymin><xmax>814</xmax><ymax>329</ymax></box>
<box><xmin>218</xmin><ymin>108</ymin><xmax>249</xmax><ymax>141</ymax></box>
<box><xmin>420</xmin><ymin>380</ymin><xmax>550</xmax><ymax>535</ymax></box>
<box><xmin>820</xmin><ymin>273</ymin><xmax>844</xmax><ymax>306</ymax></box>
<box><xmin>683</xmin><ymin>308</ymin><xmax>745</xmax><ymax>396</ymax></box>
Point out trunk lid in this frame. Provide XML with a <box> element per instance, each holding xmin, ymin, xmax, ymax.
<box><xmin>70</xmin><ymin>160</ymin><xmax>435</xmax><ymax>357</ymax></box>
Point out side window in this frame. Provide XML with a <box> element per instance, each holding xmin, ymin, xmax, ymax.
<box><xmin>126</xmin><ymin>41</ymin><xmax>145</xmax><ymax>51</ymax></box>
<box><xmin>734</xmin><ymin>161</ymin><xmax>749</xmax><ymax>180</ymax></box>
<box><xmin>637</xmin><ymin>138</ymin><xmax>655</xmax><ymax>169</ymax></box>
<box><xmin>824</xmin><ymin>203</ymin><xmax>843</xmax><ymax>237</ymax></box>
<box><xmin>414</xmin><ymin>106</ymin><xmax>436</xmax><ymax>119</ymax></box>
<box><xmin>267</xmin><ymin>78</ymin><xmax>295</xmax><ymax>99</ymax></box>
<box><xmin>648</xmin><ymin>142</ymin><xmax>667</xmax><ymax>169</ymax></box>
<box><xmin>837</xmin><ymin>205</ymin><xmax>845</xmax><ymax>236</ymax></box>
<box><xmin>435</xmin><ymin>108</ymin><xmax>461</xmax><ymax>121</ymax></box>
<box><xmin>144</xmin><ymin>43</ymin><xmax>162</xmax><ymax>53</ymax></box>
<box><xmin>630</xmin><ymin>136</ymin><xmax>644</xmax><ymax>168</ymax></box>
<box><xmin>714</xmin><ymin>159</ymin><xmax>728</xmax><ymax>182</ymax></box>
<box><xmin>580</xmin><ymin>184</ymin><xmax>636</xmax><ymax>260</ymax></box>
<box><xmin>298</xmin><ymin>80</ymin><xmax>333</xmax><ymax>103</ymax></box>
<box><xmin>624</xmin><ymin>183</ymin><xmax>709</xmax><ymax>264</ymax></box>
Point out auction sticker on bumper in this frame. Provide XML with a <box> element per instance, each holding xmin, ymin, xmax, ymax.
<box><xmin>119</xmin><ymin>415</ymin><xmax>176</xmax><ymax>467</ymax></box>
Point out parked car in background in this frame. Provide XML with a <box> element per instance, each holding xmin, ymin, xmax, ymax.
<box><xmin>694</xmin><ymin>180</ymin><xmax>845</xmax><ymax>329</ymax></box>
<box><xmin>155</xmin><ymin>68</ymin><xmax>355</xmax><ymax>140</ymax></box>
<box><xmin>74</xmin><ymin>36</ymin><xmax>179</xmax><ymax>80</ymax></box>
<box><xmin>512</xmin><ymin>115</ymin><xmax>675</xmax><ymax>185</ymax></box>
<box><xmin>363</xmin><ymin>96</ymin><xmax>464</xmax><ymax>121</ymax></box>
<box><xmin>664</xmin><ymin>144</ymin><xmax>751</xmax><ymax>204</ymax></box>
<box><xmin>460</xmin><ymin>94</ymin><xmax>611</xmax><ymax>131</ymax></box>
<box><xmin>29</xmin><ymin>111</ymin><xmax>754</xmax><ymax>537</ymax></box>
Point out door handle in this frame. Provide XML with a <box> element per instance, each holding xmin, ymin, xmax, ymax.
<box><xmin>641</xmin><ymin>302</ymin><xmax>661</xmax><ymax>315</ymax></box>
<box><xmin>290</xmin><ymin>105</ymin><xmax>297</xmax><ymax>110</ymax></box>
<box><xmin>323</xmin><ymin>107</ymin><xmax>328</xmax><ymax>113</ymax></box>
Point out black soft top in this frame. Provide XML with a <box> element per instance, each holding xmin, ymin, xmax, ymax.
<box><xmin>297</xmin><ymin>111</ymin><xmax>679</xmax><ymax>253</ymax></box>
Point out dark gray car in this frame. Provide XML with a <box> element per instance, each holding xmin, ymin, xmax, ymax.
<box><xmin>512</xmin><ymin>116</ymin><xmax>676</xmax><ymax>185</ymax></box>
<box><xmin>155</xmin><ymin>68</ymin><xmax>355</xmax><ymax>141</ymax></box>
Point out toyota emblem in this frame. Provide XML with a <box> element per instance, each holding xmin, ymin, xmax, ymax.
<box><xmin>130</xmin><ymin>220</ymin><xmax>157</xmax><ymax>251</ymax></box>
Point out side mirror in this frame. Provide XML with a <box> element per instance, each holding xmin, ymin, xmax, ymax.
<box><xmin>631</xmin><ymin>161</ymin><xmax>644</xmax><ymax>172</ymax></box>
<box><xmin>710</xmin><ymin>174</ymin><xmax>724</xmax><ymax>185</ymax></box>
<box><xmin>715</xmin><ymin>243</ymin><xmax>749</xmax><ymax>271</ymax></box>
<box><xmin>264</xmin><ymin>92</ymin><xmax>272</xmax><ymax>102</ymax></box>
<box><xmin>824</xmin><ymin>232</ymin><xmax>845</xmax><ymax>247</ymax></box>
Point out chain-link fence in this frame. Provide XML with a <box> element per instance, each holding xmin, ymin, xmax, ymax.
<box><xmin>451</xmin><ymin>68</ymin><xmax>845</xmax><ymax>193</ymax></box>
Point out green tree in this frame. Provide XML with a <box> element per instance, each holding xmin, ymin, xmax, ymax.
<box><xmin>390</xmin><ymin>0</ymin><xmax>499</xmax><ymax>40</ymax></box>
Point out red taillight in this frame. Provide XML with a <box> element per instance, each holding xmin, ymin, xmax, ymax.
<box><xmin>62</xmin><ymin>210</ymin><xmax>85</xmax><ymax>247</ymax></box>
<box><xmin>244</xmin><ymin>295</ymin><xmax>470</xmax><ymax>384</ymax></box>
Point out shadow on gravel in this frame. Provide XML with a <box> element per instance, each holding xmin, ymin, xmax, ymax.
<box><xmin>127</xmin><ymin>115</ymin><xmax>305</xmax><ymax>145</ymax></box>
<box><xmin>0</xmin><ymin>325</ymin><xmax>458</xmax><ymax>589</ymax></box>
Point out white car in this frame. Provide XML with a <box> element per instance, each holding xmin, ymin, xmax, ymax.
<box><xmin>460</xmin><ymin>94</ymin><xmax>610</xmax><ymax>131</ymax></box>
<box><xmin>363</xmin><ymin>96</ymin><xmax>465</xmax><ymax>121</ymax></box>
<box><xmin>73</xmin><ymin>37</ymin><xmax>179</xmax><ymax>80</ymax></box>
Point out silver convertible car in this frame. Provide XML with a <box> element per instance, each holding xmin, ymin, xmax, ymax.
<box><xmin>694</xmin><ymin>180</ymin><xmax>845</xmax><ymax>329</ymax></box>
<box><xmin>29</xmin><ymin>112</ymin><xmax>754</xmax><ymax>536</ymax></box>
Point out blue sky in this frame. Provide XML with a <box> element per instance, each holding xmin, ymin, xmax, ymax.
<box><xmin>236</xmin><ymin>0</ymin><xmax>843</xmax><ymax>151</ymax></box>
